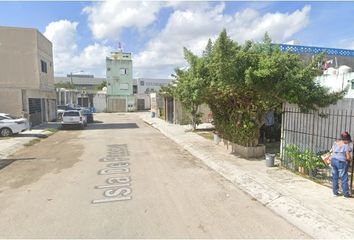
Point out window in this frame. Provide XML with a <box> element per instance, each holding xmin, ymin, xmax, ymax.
<box><xmin>41</xmin><ymin>60</ymin><xmax>47</xmax><ymax>73</ymax></box>
<box><xmin>140</xmin><ymin>80</ymin><xmax>144</xmax><ymax>86</ymax></box>
<box><xmin>119</xmin><ymin>83</ymin><xmax>129</xmax><ymax>90</ymax></box>
<box><xmin>352</xmin><ymin>81</ymin><xmax>354</xmax><ymax>89</ymax></box>
<box><xmin>133</xmin><ymin>85</ymin><xmax>138</xmax><ymax>94</ymax></box>
<box><xmin>63</xmin><ymin>111</ymin><xmax>80</xmax><ymax>117</ymax></box>
<box><xmin>107</xmin><ymin>67</ymin><xmax>111</xmax><ymax>71</ymax></box>
<box><xmin>120</xmin><ymin>68</ymin><xmax>128</xmax><ymax>75</ymax></box>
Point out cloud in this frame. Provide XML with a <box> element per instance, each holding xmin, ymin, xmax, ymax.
<box><xmin>45</xmin><ymin>4</ymin><xmax>311</xmax><ymax>78</ymax></box>
<box><xmin>338</xmin><ymin>39</ymin><xmax>354</xmax><ymax>50</ymax></box>
<box><xmin>284</xmin><ymin>40</ymin><xmax>299</xmax><ymax>45</ymax></box>
<box><xmin>134</xmin><ymin>4</ymin><xmax>311</xmax><ymax>78</ymax></box>
<box><xmin>44</xmin><ymin>20</ymin><xmax>78</xmax><ymax>54</ymax></box>
<box><xmin>228</xmin><ymin>5</ymin><xmax>311</xmax><ymax>43</ymax></box>
<box><xmin>44</xmin><ymin>20</ymin><xmax>112</xmax><ymax>76</ymax></box>
<box><xmin>83</xmin><ymin>0</ymin><xmax>162</xmax><ymax>40</ymax></box>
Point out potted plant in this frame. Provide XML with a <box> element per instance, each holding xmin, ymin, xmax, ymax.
<box><xmin>302</xmin><ymin>150</ymin><xmax>326</xmax><ymax>177</ymax></box>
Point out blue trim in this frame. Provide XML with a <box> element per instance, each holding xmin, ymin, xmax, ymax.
<box><xmin>273</xmin><ymin>44</ymin><xmax>354</xmax><ymax>57</ymax></box>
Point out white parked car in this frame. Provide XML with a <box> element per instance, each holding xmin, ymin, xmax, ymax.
<box><xmin>61</xmin><ymin>110</ymin><xmax>87</xmax><ymax>129</ymax></box>
<box><xmin>0</xmin><ymin>113</ymin><xmax>29</xmax><ymax>137</ymax></box>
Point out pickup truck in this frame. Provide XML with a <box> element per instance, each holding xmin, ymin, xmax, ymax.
<box><xmin>61</xmin><ymin>110</ymin><xmax>87</xmax><ymax>129</ymax></box>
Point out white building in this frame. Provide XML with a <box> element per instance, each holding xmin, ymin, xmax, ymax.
<box><xmin>133</xmin><ymin>78</ymin><xmax>172</xmax><ymax>110</ymax></box>
<box><xmin>316</xmin><ymin>66</ymin><xmax>354</xmax><ymax>98</ymax></box>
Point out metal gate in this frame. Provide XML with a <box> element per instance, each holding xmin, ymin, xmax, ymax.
<box><xmin>137</xmin><ymin>99</ymin><xmax>145</xmax><ymax>110</ymax></box>
<box><xmin>107</xmin><ymin>97</ymin><xmax>126</xmax><ymax>112</ymax></box>
<box><xmin>78</xmin><ymin>97</ymin><xmax>89</xmax><ymax>107</ymax></box>
<box><xmin>166</xmin><ymin>97</ymin><xmax>174</xmax><ymax>123</ymax></box>
<box><xmin>28</xmin><ymin>98</ymin><xmax>42</xmax><ymax>126</ymax></box>
<box><xmin>281</xmin><ymin>100</ymin><xmax>354</xmax><ymax>188</ymax></box>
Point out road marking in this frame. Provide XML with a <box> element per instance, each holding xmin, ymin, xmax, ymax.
<box><xmin>95</xmin><ymin>183</ymin><xmax>130</xmax><ymax>189</ymax></box>
<box><xmin>92</xmin><ymin>196</ymin><xmax>131</xmax><ymax>204</ymax></box>
<box><xmin>92</xmin><ymin>144</ymin><xmax>132</xmax><ymax>204</ymax></box>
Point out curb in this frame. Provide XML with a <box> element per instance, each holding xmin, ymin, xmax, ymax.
<box><xmin>144</xmin><ymin>117</ymin><xmax>354</xmax><ymax>239</ymax></box>
<box><xmin>0</xmin><ymin>130</ymin><xmax>55</xmax><ymax>160</ymax></box>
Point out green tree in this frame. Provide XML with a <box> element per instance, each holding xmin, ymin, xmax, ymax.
<box><xmin>176</xmin><ymin>30</ymin><xmax>345</xmax><ymax>147</ymax></box>
<box><xmin>173</xmin><ymin>47</ymin><xmax>209</xmax><ymax>129</ymax></box>
<box><xmin>95</xmin><ymin>81</ymin><xmax>107</xmax><ymax>91</ymax></box>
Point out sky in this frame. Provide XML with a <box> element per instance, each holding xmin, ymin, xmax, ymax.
<box><xmin>0</xmin><ymin>1</ymin><xmax>354</xmax><ymax>78</ymax></box>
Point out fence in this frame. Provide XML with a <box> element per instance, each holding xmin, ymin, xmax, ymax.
<box><xmin>281</xmin><ymin>99</ymin><xmax>354</xmax><ymax>186</ymax></box>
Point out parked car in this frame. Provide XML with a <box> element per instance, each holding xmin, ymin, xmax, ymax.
<box><xmin>61</xmin><ymin>110</ymin><xmax>87</xmax><ymax>129</ymax></box>
<box><xmin>82</xmin><ymin>108</ymin><xmax>94</xmax><ymax>123</ymax></box>
<box><xmin>57</xmin><ymin>105</ymin><xmax>75</xmax><ymax>121</ymax></box>
<box><xmin>0</xmin><ymin>113</ymin><xmax>29</xmax><ymax>137</ymax></box>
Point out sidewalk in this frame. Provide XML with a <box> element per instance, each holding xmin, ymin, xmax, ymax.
<box><xmin>0</xmin><ymin>123</ymin><xmax>59</xmax><ymax>160</ymax></box>
<box><xmin>139</xmin><ymin>112</ymin><xmax>354</xmax><ymax>239</ymax></box>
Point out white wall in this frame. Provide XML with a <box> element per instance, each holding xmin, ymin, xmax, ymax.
<box><xmin>316</xmin><ymin>72</ymin><xmax>354</xmax><ymax>98</ymax></box>
<box><xmin>93</xmin><ymin>93</ymin><xmax>107</xmax><ymax>112</ymax></box>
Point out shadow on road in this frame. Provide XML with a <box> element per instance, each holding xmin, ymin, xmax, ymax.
<box><xmin>0</xmin><ymin>157</ymin><xmax>36</xmax><ymax>170</ymax></box>
<box><xmin>86</xmin><ymin>123</ymin><xmax>139</xmax><ymax>130</ymax></box>
<box><xmin>32</xmin><ymin>122</ymin><xmax>60</xmax><ymax>130</ymax></box>
<box><xmin>14</xmin><ymin>133</ymin><xmax>48</xmax><ymax>139</ymax></box>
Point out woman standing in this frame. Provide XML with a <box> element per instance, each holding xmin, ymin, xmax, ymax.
<box><xmin>331</xmin><ymin>131</ymin><xmax>352</xmax><ymax>198</ymax></box>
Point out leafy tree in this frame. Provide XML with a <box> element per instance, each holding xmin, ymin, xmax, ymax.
<box><xmin>175</xmin><ymin>30</ymin><xmax>345</xmax><ymax>146</ymax></box>
<box><xmin>95</xmin><ymin>81</ymin><xmax>107</xmax><ymax>91</ymax></box>
<box><xmin>173</xmin><ymin>48</ymin><xmax>210</xmax><ymax>129</ymax></box>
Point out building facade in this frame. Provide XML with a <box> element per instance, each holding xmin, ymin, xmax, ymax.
<box><xmin>277</xmin><ymin>44</ymin><xmax>354</xmax><ymax>98</ymax></box>
<box><xmin>106</xmin><ymin>51</ymin><xmax>134</xmax><ymax>112</ymax></box>
<box><xmin>276</xmin><ymin>44</ymin><xmax>354</xmax><ymax>70</ymax></box>
<box><xmin>133</xmin><ymin>78</ymin><xmax>172</xmax><ymax>110</ymax></box>
<box><xmin>55</xmin><ymin>74</ymin><xmax>106</xmax><ymax>108</ymax></box>
<box><xmin>0</xmin><ymin>26</ymin><xmax>56</xmax><ymax>125</ymax></box>
<box><xmin>55</xmin><ymin>74</ymin><xmax>105</xmax><ymax>91</ymax></box>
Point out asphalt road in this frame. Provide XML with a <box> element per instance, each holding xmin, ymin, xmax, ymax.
<box><xmin>0</xmin><ymin>113</ymin><xmax>309</xmax><ymax>238</ymax></box>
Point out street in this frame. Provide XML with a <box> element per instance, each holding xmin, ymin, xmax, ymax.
<box><xmin>0</xmin><ymin>113</ymin><xmax>308</xmax><ymax>238</ymax></box>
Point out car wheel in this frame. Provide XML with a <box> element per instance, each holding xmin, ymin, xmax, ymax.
<box><xmin>0</xmin><ymin>127</ymin><xmax>13</xmax><ymax>137</ymax></box>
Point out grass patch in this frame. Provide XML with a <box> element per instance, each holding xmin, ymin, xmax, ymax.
<box><xmin>195</xmin><ymin>131</ymin><xmax>214</xmax><ymax>140</ymax></box>
<box><xmin>45</xmin><ymin>128</ymin><xmax>59</xmax><ymax>133</ymax></box>
<box><xmin>24</xmin><ymin>139</ymin><xmax>41</xmax><ymax>147</ymax></box>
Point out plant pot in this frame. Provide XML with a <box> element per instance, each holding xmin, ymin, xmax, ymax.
<box><xmin>213</xmin><ymin>132</ymin><xmax>220</xmax><ymax>145</ymax></box>
<box><xmin>232</xmin><ymin>143</ymin><xmax>266</xmax><ymax>158</ymax></box>
<box><xmin>265</xmin><ymin>153</ymin><xmax>275</xmax><ymax>167</ymax></box>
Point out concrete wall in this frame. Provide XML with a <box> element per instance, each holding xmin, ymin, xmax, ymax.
<box><xmin>93</xmin><ymin>93</ymin><xmax>107</xmax><ymax>113</ymax></box>
<box><xmin>0</xmin><ymin>26</ymin><xmax>39</xmax><ymax>89</ymax></box>
<box><xmin>0</xmin><ymin>88</ymin><xmax>23</xmax><ymax>116</ymax></box>
<box><xmin>36</xmin><ymin>31</ymin><xmax>54</xmax><ymax>91</ymax></box>
<box><xmin>134</xmin><ymin>78</ymin><xmax>172</xmax><ymax>94</ymax></box>
<box><xmin>174</xmin><ymin>102</ymin><xmax>211</xmax><ymax>125</ymax></box>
